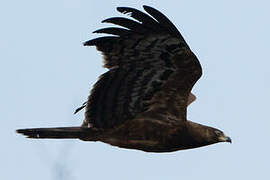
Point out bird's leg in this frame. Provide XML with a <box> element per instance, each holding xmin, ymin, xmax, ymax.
<box><xmin>187</xmin><ymin>92</ymin><xmax>196</xmax><ymax>106</ymax></box>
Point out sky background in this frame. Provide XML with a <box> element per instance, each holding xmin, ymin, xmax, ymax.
<box><xmin>1</xmin><ymin>0</ymin><xmax>270</xmax><ymax>179</ymax></box>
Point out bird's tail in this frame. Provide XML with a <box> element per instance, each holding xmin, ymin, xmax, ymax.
<box><xmin>16</xmin><ymin>126</ymin><xmax>99</xmax><ymax>140</ymax></box>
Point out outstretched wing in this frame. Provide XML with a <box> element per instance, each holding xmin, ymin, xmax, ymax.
<box><xmin>83</xmin><ymin>6</ymin><xmax>202</xmax><ymax>129</ymax></box>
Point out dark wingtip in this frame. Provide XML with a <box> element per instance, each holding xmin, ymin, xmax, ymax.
<box><xmin>84</xmin><ymin>36</ymin><xmax>119</xmax><ymax>47</ymax></box>
<box><xmin>116</xmin><ymin>6</ymin><xmax>134</xmax><ymax>15</ymax></box>
<box><xmin>83</xmin><ymin>38</ymin><xmax>100</xmax><ymax>46</ymax></box>
<box><xmin>101</xmin><ymin>18</ymin><xmax>111</xmax><ymax>23</ymax></box>
<box><xmin>142</xmin><ymin>5</ymin><xmax>153</xmax><ymax>11</ymax></box>
<box><xmin>116</xmin><ymin>7</ymin><xmax>125</xmax><ymax>12</ymax></box>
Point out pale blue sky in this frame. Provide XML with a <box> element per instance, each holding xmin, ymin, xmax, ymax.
<box><xmin>1</xmin><ymin>0</ymin><xmax>270</xmax><ymax>179</ymax></box>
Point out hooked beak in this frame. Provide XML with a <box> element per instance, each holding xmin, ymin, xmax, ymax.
<box><xmin>225</xmin><ymin>136</ymin><xmax>232</xmax><ymax>143</ymax></box>
<box><xmin>218</xmin><ymin>134</ymin><xmax>232</xmax><ymax>143</ymax></box>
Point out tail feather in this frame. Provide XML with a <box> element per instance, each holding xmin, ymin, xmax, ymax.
<box><xmin>16</xmin><ymin>126</ymin><xmax>97</xmax><ymax>139</ymax></box>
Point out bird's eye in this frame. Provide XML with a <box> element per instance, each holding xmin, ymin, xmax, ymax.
<box><xmin>215</xmin><ymin>131</ymin><xmax>222</xmax><ymax>136</ymax></box>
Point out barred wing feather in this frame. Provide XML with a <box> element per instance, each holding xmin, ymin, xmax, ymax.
<box><xmin>82</xmin><ymin>6</ymin><xmax>202</xmax><ymax>128</ymax></box>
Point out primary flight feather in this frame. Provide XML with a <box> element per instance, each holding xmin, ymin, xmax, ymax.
<box><xmin>17</xmin><ymin>5</ymin><xmax>231</xmax><ymax>152</ymax></box>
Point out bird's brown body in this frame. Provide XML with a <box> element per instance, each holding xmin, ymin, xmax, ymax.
<box><xmin>16</xmin><ymin>5</ymin><xmax>231</xmax><ymax>152</ymax></box>
<box><xmin>91</xmin><ymin>120</ymin><xmax>220</xmax><ymax>152</ymax></box>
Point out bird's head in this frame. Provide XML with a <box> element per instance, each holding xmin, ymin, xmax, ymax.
<box><xmin>186</xmin><ymin>121</ymin><xmax>232</xmax><ymax>146</ymax></box>
<box><xmin>211</xmin><ymin>129</ymin><xmax>232</xmax><ymax>144</ymax></box>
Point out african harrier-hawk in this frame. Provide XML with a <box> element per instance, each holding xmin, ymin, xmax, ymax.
<box><xmin>17</xmin><ymin>5</ymin><xmax>231</xmax><ymax>152</ymax></box>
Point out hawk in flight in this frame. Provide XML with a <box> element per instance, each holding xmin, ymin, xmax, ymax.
<box><xmin>17</xmin><ymin>5</ymin><xmax>231</xmax><ymax>152</ymax></box>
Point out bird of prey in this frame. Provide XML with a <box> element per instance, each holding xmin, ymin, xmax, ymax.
<box><xmin>17</xmin><ymin>5</ymin><xmax>231</xmax><ymax>152</ymax></box>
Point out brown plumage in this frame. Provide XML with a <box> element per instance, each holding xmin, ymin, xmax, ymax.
<box><xmin>16</xmin><ymin>5</ymin><xmax>231</xmax><ymax>152</ymax></box>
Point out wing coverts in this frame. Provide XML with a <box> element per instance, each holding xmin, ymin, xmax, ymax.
<box><xmin>83</xmin><ymin>6</ymin><xmax>201</xmax><ymax>128</ymax></box>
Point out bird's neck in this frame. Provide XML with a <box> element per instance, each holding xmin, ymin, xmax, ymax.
<box><xmin>166</xmin><ymin>121</ymin><xmax>216</xmax><ymax>151</ymax></box>
<box><xmin>185</xmin><ymin>120</ymin><xmax>216</xmax><ymax>146</ymax></box>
